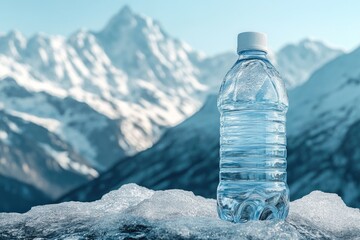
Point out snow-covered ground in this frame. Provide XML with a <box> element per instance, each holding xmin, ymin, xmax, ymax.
<box><xmin>1</xmin><ymin>184</ymin><xmax>359</xmax><ymax>239</ymax></box>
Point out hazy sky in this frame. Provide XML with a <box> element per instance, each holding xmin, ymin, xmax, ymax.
<box><xmin>0</xmin><ymin>0</ymin><xmax>359</xmax><ymax>55</ymax></box>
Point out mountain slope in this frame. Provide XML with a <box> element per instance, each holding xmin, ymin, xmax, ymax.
<box><xmin>0</xmin><ymin>88</ymin><xmax>100</xmax><ymax>199</ymax></box>
<box><xmin>62</xmin><ymin>47</ymin><xmax>360</xmax><ymax>207</ymax></box>
<box><xmin>0</xmin><ymin>77</ymin><xmax>124</xmax><ymax>170</ymax></box>
<box><xmin>60</xmin><ymin>95</ymin><xmax>219</xmax><ymax>202</ymax></box>
<box><xmin>276</xmin><ymin>39</ymin><xmax>343</xmax><ymax>88</ymax></box>
<box><xmin>286</xmin><ymin>46</ymin><xmax>360</xmax><ymax>204</ymax></box>
<box><xmin>0</xmin><ymin>175</ymin><xmax>50</xmax><ymax>213</ymax></box>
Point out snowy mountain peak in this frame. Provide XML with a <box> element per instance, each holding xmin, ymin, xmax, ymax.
<box><xmin>300</xmin><ymin>38</ymin><xmax>325</xmax><ymax>45</ymax></box>
<box><xmin>276</xmin><ymin>38</ymin><xmax>343</xmax><ymax>88</ymax></box>
<box><xmin>26</xmin><ymin>33</ymin><xmax>64</xmax><ymax>50</ymax></box>
<box><xmin>0</xmin><ymin>30</ymin><xmax>27</xmax><ymax>58</ymax></box>
<box><xmin>98</xmin><ymin>5</ymin><xmax>168</xmax><ymax>48</ymax></box>
<box><xmin>117</xmin><ymin>5</ymin><xmax>135</xmax><ymax>20</ymax></box>
<box><xmin>95</xmin><ymin>6</ymin><xmax>206</xmax><ymax>93</ymax></box>
<box><xmin>68</xmin><ymin>29</ymin><xmax>97</xmax><ymax>48</ymax></box>
<box><xmin>297</xmin><ymin>38</ymin><xmax>341</xmax><ymax>54</ymax></box>
<box><xmin>6</xmin><ymin>30</ymin><xmax>26</xmax><ymax>43</ymax></box>
<box><xmin>101</xmin><ymin>5</ymin><xmax>156</xmax><ymax>35</ymax></box>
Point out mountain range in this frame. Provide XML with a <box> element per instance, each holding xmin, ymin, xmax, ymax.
<box><xmin>0</xmin><ymin>6</ymin><xmax>207</xmax><ymax>211</ymax></box>
<box><xmin>0</xmin><ymin>6</ymin><xmax>345</xmax><ymax>212</ymax></box>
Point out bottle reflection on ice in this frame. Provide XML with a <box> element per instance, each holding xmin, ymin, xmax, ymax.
<box><xmin>217</xmin><ymin>32</ymin><xmax>289</xmax><ymax>223</ymax></box>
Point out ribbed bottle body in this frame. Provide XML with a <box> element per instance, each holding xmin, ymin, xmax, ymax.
<box><xmin>217</xmin><ymin>103</ymin><xmax>289</xmax><ymax>223</ymax></box>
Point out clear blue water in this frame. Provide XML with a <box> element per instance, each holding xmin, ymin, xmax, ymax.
<box><xmin>217</xmin><ymin>50</ymin><xmax>289</xmax><ymax>223</ymax></box>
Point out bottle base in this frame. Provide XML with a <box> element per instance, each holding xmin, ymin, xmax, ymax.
<box><xmin>217</xmin><ymin>186</ymin><xmax>289</xmax><ymax>223</ymax></box>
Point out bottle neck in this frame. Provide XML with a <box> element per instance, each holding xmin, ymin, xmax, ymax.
<box><xmin>237</xmin><ymin>49</ymin><xmax>267</xmax><ymax>60</ymax></box>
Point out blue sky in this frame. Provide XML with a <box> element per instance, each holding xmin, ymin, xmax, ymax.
<box><xmin>0</xmin><ymin>0</ymin><xmax>359</xmax><ymax>55</ymax></box>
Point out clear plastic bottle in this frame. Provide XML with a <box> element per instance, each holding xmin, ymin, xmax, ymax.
<box><xmin>217</xmin><ymin>32</ymin><xmax>289</xmax><ymax>223</ymax></box>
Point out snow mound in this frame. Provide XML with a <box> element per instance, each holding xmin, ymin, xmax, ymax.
<box><xmin>0</xmin><ymin>184</ymin><xmax>359</xmax><ymax>239</ymax></box>
<box><xmin>289</xmin><ymin>191</ymin><xmax>360</xmax><ymax>239</ymax></box>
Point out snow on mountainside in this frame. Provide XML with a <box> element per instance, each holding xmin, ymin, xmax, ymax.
<box><xmin>0</xmin><ymin>6</ymin><xmax>208</xmax><ymax>211</ymax></box>
<box><xmin>287</xmin><ymin>46</ymin><xmax>360</xmax><ymax>204</ymax></box>
<box><xmin>0</xmin><ymin>83</ymin><xmax>100</xmax><ymax>196</ymax></box>
<box><xmin>60</xmin><ymin>96</ymin><xmax>219</xmax><ymax>202</ymax></box>
<box><xmin>0</xmin><ymin>7</ymin><xmax>206</xmax><ymax>156</ymax></box>
<box><xmin>276</xmin><ymin>39</ymin><xmax>343</xmax><ymax>88</ymax></box>
<box><xmin>63</xmin><ymin>46</ymin><xmax>360</xmax><ymax>207</ymax></box>
<box><xmin>0</xmin><ymin>77</ymin><xmax>124</xmax><ymax>170</ymax></box>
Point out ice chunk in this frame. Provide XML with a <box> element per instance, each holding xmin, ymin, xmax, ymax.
<box><xmin>0</xmin><ymin>184</ymin><xmax>359</xmax><ymax>239</ymax></box>
<box><xmin>128</xmin><ymin>189</ymin><xmax>217</xmax><ymax>219</ymax></box>
<box><xmin>288</xmin><ymin>190</ymin><xmax>360</xmax><ymax>239</ymax></box>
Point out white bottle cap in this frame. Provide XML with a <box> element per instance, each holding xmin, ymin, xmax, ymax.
<box><xmin>237</xmin><ymin>32</ymin><xmax>268</xmax><ymax>54</ymax></box>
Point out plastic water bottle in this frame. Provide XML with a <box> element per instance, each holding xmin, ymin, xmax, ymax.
<box><xmin>217</xmin><ymin>32</ymin><xmax>289</xmax><ymax>223</ymax></box>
